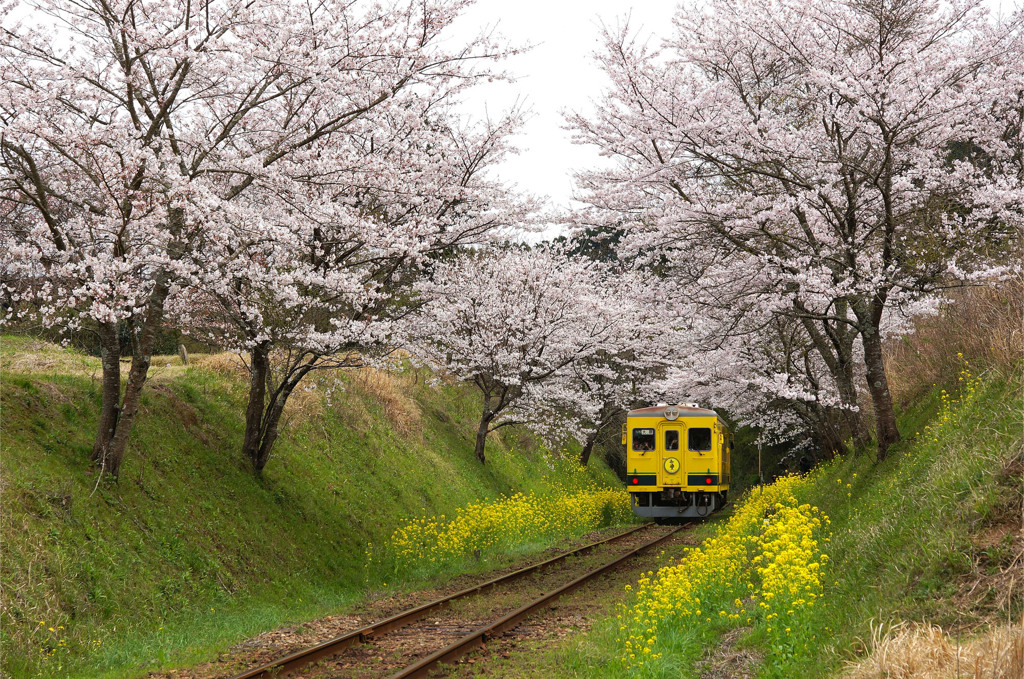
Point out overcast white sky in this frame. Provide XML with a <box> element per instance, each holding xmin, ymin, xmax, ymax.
<box><xmin>8</xmin><ymin>0</ymin><xmax>1015</xmax><ymax>219</ymax></box>
<box><xmin>444</xmin><ymin>0</ymin><xmax>679</xmax><ymax>214</ymax></box>
<box><xmin>444</xmin><ymin>0</ymin><xmax>1016</xmax><ymax>220</ymax></box>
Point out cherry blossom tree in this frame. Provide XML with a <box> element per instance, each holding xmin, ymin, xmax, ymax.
<box><xmin>553</xmin><ymin>350</ymin><xmax>654</xmax><ymax>467</ymax></box>
<box><xmin>407</xmin><ymin>246</ymin><xmax>628</xmax><ymax>464</ymax></box>
<box><xmin>656</xmin><ymin>306</ymin><xmax>854</xmax><ymax>457</ymax></box>
<box><xmin>572</xmin><ymin>0</ymin><xmax>1023</xmax><ymax>459</ymax></box>
<box><xmin>0</xmin><ymin>0</ymin><xmax>513</xmax><ymax>477</ymax></box>
<box><xmin>518</xmin><ymin>262</ymin><xmax>675</xmax><ymax>465</ymax></box>
<box><xmin>686</xmin><ymin>253</ymin><xmax>872</xmax><ymax>451</ymax></box>
<box><xmin>175</xmin><ymin>113</ymin><xmax>527</xmax><ymax>472</ymax></box>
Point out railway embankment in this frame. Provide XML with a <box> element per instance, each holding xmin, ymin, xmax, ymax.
<box><xmin>0</xmin><ymin>336</ymin><xmax>629</xmax><ymax>679</ymax></box>
<box><xmin>539</xmin><ymin>361</ymin><xmax>1023</xmax><ymax>677</ymax></box>
<box><xmin>3</xmin><ymin>284</ymin><xmax>1021</xmax><ymax>679</ymax></box>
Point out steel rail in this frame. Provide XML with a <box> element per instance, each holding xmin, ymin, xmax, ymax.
<box><xmin>226</xmin><ymin>523</ymin><xmax>653</xmax><ymax>679</ymax></box>
<box><xmin>388</xmin><ymin>525</ymin><xmax>685</xmax><ymax>679</ymax></box>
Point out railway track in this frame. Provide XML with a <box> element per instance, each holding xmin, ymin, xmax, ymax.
<box><xmin>227</xmin><ymin>523</ymin><xmax>685</xmax><ymax>679</ymax></box>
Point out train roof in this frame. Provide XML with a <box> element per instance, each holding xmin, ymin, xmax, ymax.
<box><xmin>627</xmin><ymin>404</ymin><xmax>719</xmax><ymax>419</ymax></box>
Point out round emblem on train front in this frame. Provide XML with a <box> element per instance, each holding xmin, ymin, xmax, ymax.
<box><xmin>664</xmin><ymin>457</ymin><xmax>680</xmax><ymax>473</ymax></box>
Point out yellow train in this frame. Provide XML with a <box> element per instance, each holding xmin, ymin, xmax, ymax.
<box><xmin>623</xmin><ymin>403</ymin><xmax>733</xmax><ymax>521</ymax></box>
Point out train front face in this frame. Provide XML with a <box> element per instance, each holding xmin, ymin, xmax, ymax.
<box><xmin>623</xmin><ymin>404</ymin><xmax>732</xmax><ymax>520</ymax></box>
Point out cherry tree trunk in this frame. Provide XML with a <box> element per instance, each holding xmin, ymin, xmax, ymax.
<box><xmin>579</xmin><ymin>430</ymin><xmax>599</xmax><ymax>467</ymax></box>
<box><xmin>101</xmin><ymin>277</ymin><xmax>172</xmax><ymax>478</ymax></box>
<box><xmin>90</xmin><ymin>321</ymin><xmax>122</xmax><ymax>469</ymax></box>
<box><xmin>242</xmin><ymin>342</ymin><xmax>271</xmax><ymax>471</ymax></box>
<box><xmin>474</xmin><ymin>409</ymin><xmax>494</xmax><ymax>464</ymax></box>
<box><xmin>833</xmin><ymin>360</ymin><xmax>871</xmax><ymax>452</ymax></box>
<box><xmin>861</xmin><ymin>324</ymin><xmax>900</xmax><ymax>461</ymax></box>
<box><xmin>241</xmin><ymin>344</ymin><xmax>315</xmax><ymax>473</ymax></box>
<box><xmin>241</xmin><ymin>342</ymin><xmax>292</xmax><ymax>474</ymax></box>
<box><xmin>246</xmin><ymin>395</ymin><xmax>289</xmax><ymax>474</ymax></box>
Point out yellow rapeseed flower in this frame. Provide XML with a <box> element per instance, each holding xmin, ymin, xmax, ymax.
<box><xmin>618</xmin><ymin>474</ymin><xmax>829</xmax><ymax>671</ymax></box>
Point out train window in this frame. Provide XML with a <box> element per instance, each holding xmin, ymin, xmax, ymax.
<box><xmin>688</xmin><ymin>427</ymin><xmax>712</xmax><ymax>451</ymax></box>
<box><xmin>665</xmin><ymin>430</ymin><xmax>679</xmax><ymax>451</ymax></box>
<box><xmin>632</xmin><ymin>428</ymin><xmax>656</xmax><ymax>452</ymax></box>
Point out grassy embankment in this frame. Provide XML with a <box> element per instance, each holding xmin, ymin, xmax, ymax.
<box><xmin>547</xmin><ymin>306</ymin><xmax>1022</xmax><ymax>677</ymax></box>
<box><xmin>0</xmin><ymin>335</ymin><xmax>629</xmax><ymax>678</ymax></box>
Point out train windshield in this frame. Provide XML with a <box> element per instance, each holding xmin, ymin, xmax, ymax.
<box><xmin>665</xmin><ymin>430</ymin><xmax>680</xmax><ymax>451</ymax></box>
<box><xmin>688</xmin><ymin>427</ymin><xmax>712</xmax><ymax>451</ymax></box>
<box><xmin>632</xmin><ymin>428</ymin><xmax>656</xmax><ymax>451</ymax></box>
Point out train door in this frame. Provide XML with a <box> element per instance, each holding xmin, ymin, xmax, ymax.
<box><xmin>686</xmin><ymin>422</ymin><xmax>715</xmax><ymax>486</ymax></box>
<box><xmin>659</xmin><ymin>423</ymin><xmax>684</xmax><ymax>486</ymax></box>
<box><xmin>723</xmin><ymin>431</ymin><xmax>732</xmax><ymax>485</ymax></box>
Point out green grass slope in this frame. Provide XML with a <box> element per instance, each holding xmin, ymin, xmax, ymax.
<box><xmin>549</xmin><ymin>360</ymin><xmax>1022</xmax><ymax>678</ymax></box>
<box><xmin>800</xmin><ymin>363</ymin><xmax>1023</xmax><ymax>674</ymax></box>
<box><xmin>0</xmin><ymin>336</ymin><xmax>625</xmax><ymax>678</ymax></box>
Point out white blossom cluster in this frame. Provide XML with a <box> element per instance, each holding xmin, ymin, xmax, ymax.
<box><xmin>569</xmin><ymin>0</ymin><xmax>1023</xmax><ymax>454</ymax></box>
<box><xmin>404</xmin><ymin>246</ymin><xmax>669</xmax><ymax>450</ymax></box>
<box><xmin>1</xmin><ymin>0</ymin><xmax>1020</xmax><ymax>468</ymax></box>
<box><xmin>0</xmin><ymin>0</ymin><xmax>532</xmax><ymax>470</ymax></box>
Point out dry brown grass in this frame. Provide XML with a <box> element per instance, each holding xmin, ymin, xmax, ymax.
<box><xmin>282</xmin><ymin>376</ymin><xmax>327</xmax><ymax>422</ymax></box>
<box><xmin>180</xmin><ymin>352</ymin><xmax>424</xmax><ymax>438</ymax></box>
<box><xmin>845</xmin><ymin>620</ymin><xmax>1024</xmax><ymax>679</ymax></box>
<box><xmin>0</xmin><ymin>337</ymin><xmax>203</xmax><ymax>383</ymax></box>
<box><xmin>350</xmin><ymin>366</ymin><xmax>422</xmax><ymax>439</ymax></box>
<box><xmin>1</xmin><ymin>338</ymin><xmax>100</xmax><ymax>376</ymax></box>
<box><xmin>885</xmin><ymin>279</ymin><xmax>1024</xmax><ymax>406</ymax></box>
<box><xmin>193</xmin><ymin>351</ymin><xmax>248</xmax><ymax>376</ymax></box>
